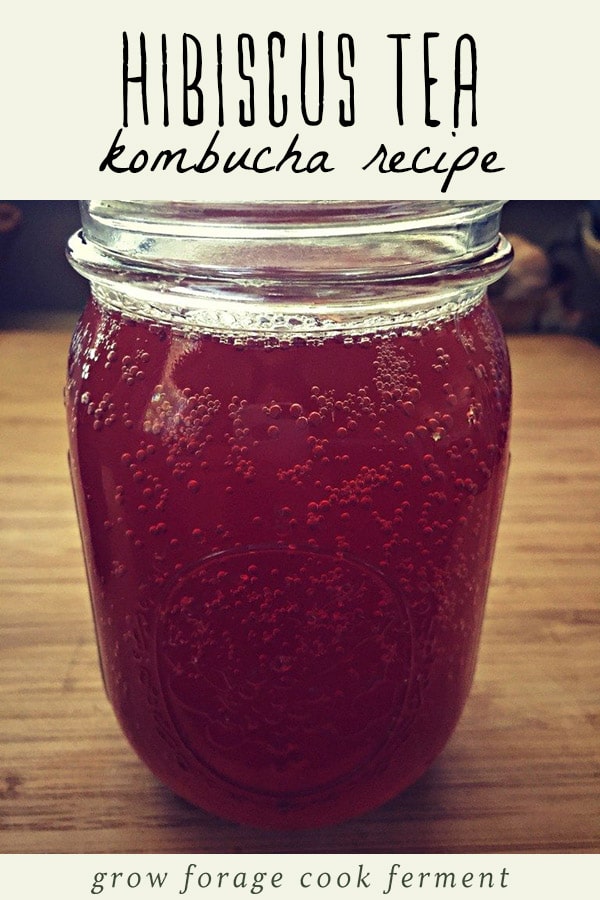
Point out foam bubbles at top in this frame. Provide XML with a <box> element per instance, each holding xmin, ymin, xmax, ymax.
<box><xmin>90</xmin><ymin>282</ymin><xmax>486</xmax><ymax>347</ymax></box>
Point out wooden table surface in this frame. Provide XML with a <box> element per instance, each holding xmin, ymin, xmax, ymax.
<box><xmin>1</xmin><ymin>328</ymin><xmax>599</xmax><ymax>854</ymax></box>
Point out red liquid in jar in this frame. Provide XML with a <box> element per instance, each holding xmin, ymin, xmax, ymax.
<box><xmin>66</xmin><ymin>294</ymin><xmax>510</xmax><ymax>828</ymax></box>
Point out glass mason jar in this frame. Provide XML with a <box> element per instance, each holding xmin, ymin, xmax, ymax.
<box><xmin>65</xmin><ymin>201</ymin><xmax>512</xmax><ymax>829</ymax></box>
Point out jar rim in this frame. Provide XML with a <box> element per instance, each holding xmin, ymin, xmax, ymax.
<box><xmin>70</xmin><ymin>200</ymin><xmax>510</xmax><ymax>291</ymax></box>
<box><xmin>81</xmin><ymin>200</ymin><xmax>503</xmax><ymax>233</ymax></box>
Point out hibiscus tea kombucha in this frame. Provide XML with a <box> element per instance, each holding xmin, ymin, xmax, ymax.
<box><xmin>66</xmin><ymin>201</ymin><xmax>512</xmax><ymax>828</ymax></box>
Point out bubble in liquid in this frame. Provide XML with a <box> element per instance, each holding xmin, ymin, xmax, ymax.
<box><xmin>111</xmin><ymin>560</ymin><xmax>127</xmax><ymax>578</ymax></box>
<box><xmin>150</xmin><ymin>522</ymin><xmax>167</xmax><ymax>536</ymax></box>
<box><xmin>265</xmin><ymin>403</ymin><xmax>282</xmax><ymax>418</ymax></box>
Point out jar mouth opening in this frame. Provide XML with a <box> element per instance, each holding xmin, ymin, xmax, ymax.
<box><xmin>69</xmin><ymin>200</ymin><xmax>511</xmax><ymax>293</ymax></box>
<box><xmin>80</xmin><ymin>200</ymin><xmax>503</xmax><ymax>234</ymax></box>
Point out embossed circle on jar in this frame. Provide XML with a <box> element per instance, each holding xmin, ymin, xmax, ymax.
<box><xmin>157</xmin><ymin>547</ymin><xmax>413</xmax><ymax>796</ymax></box>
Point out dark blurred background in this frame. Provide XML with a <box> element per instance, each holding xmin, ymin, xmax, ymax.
<box><xmin>1</xmin><ymin>201</ymin><xmax>599</xmax><ymax>343</ymax></box>
<box><xmin>0</xmin><ymin>201</ymin><xmax>87</xmax><ymax>330</ymax></box>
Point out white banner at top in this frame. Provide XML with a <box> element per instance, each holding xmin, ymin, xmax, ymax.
<box><xmin>0</xmin><ymin>0</ymin><xmax>596</xmax><ymax>198</ymax></box>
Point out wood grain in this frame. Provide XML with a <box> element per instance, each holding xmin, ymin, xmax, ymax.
<box><xmin>1</xmin><ymin>330</ymin><xmax>598</xmax><ymax>853</ymax></box>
